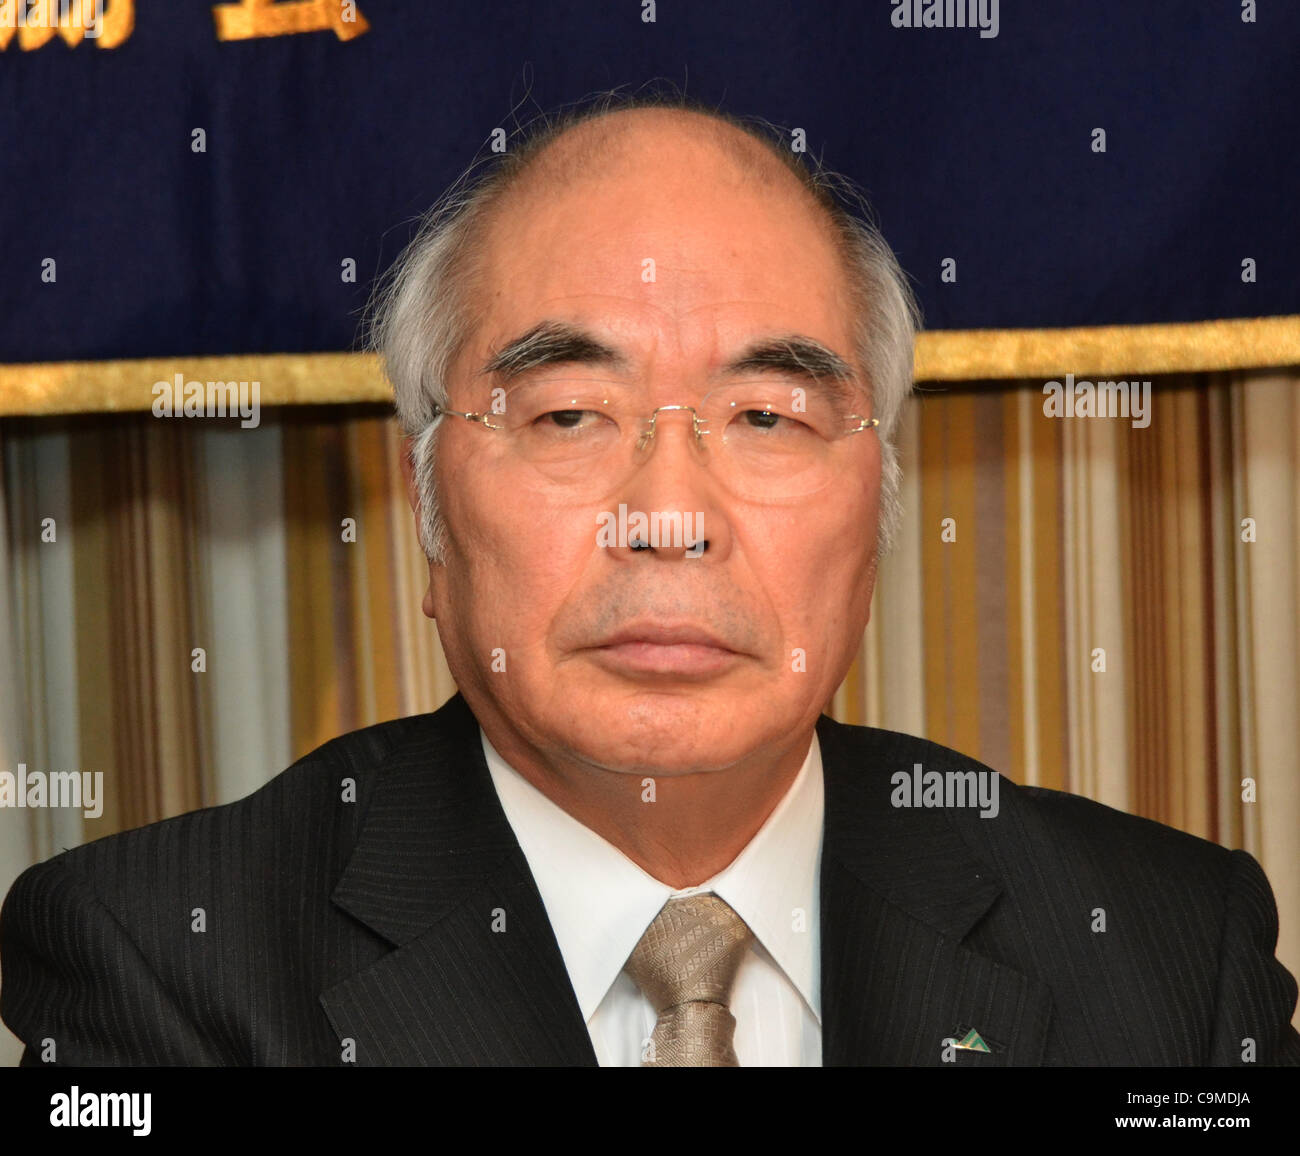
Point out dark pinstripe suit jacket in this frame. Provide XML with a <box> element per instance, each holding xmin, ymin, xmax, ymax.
<box><xmin>2</xmin><ymin>691</ymin><xmax>1298</xmax><ymax>1066</ymax></box>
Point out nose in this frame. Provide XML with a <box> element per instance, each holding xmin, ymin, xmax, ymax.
<box><xmin>608</xmin><ymin>405</ymin><xmax>729</xmax><ymax>562</ymax></box>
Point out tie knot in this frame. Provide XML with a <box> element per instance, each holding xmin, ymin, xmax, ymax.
<box><xmin>623</xmin><ymin>893</ymin><xmax>755</xmax><ymax>1014</ymax></box>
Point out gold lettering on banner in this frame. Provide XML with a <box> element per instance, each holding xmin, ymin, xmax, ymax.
<box><xmin>213</xmin><ymin>0</ymin><xmax>369</xmax><ymax>42</ymax></box>
<box><xmin>0</xmin><ymin>0</ymin><xmax>134</xmax><ymax>51</ymax></box>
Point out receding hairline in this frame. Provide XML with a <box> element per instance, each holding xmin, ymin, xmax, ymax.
<box><xmin>448</xmin><ymin>106</ymin><xmax>859</xmax><ymax>368</ymax></box>
<box><xmin>512</xmin><ymin>105</ymin><xmax>811</xmax><ymax>197</ymax></box>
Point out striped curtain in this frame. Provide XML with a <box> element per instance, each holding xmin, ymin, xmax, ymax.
<box><xmin>3</xmin><ymin>370</ymin><xmax>1298</xmax><ymax>1065</ymax></box>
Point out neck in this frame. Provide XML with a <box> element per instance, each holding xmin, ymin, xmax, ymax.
<box><xmin>481</xmin><ymin>722</ymin><xmax>814</xmax><ymax>889</ymax></box>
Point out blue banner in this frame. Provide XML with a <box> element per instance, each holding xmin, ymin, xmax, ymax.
<box><xmin>2</xmin><ymin>0</ymin><xmax>1297</xmax><ymax>364</ymax></box>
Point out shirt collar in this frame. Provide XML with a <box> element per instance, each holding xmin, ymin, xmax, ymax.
<box><xmin>480</xmin><ymin>728</ymin><xmax>823</xmax><ymax>1025</ymax></box>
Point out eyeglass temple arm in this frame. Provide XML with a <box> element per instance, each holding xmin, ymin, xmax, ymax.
<box><xmin>431</xmin><ymin>404</ymin><xmax>504</xmax><ymax>430</ymax></box>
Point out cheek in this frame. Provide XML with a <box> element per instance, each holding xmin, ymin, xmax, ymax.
<box><xmin>757</xmin><ymin>450</ymin><xmax>879</xmax><ymax>561</ymax></box>
<box><xmin>443</xmin><ymin>478</ymin><xmax>600</xmax><ymax>638</ymax></box>
<box><xmin>740</xmin><ymin>469</ymin><xmax>878</xmax><ymax>636</ymax></box>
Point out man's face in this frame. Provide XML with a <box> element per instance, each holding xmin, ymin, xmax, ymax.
<box><xmin>417</xmin><ymin>121</ymin><xmax>881</xmax><ymax>777</ymax></box>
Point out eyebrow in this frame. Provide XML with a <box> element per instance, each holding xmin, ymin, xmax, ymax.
<box><xmin>478</xmin><ymin>319</ymin><xmax>859</xmax><ymax>391</ymax></box>
<box><xmin>723</xmin><ymin>335</ymin><xmax>856</xmax><ymax>384</ymax></box>
<box><xmin>479</xmin><ymin>321</ymin><xmax>627</xmax><ymax>379</ymax></box>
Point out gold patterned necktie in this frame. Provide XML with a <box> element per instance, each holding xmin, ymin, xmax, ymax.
<box><xmin>623</xmin><ymin>893</ymin><xmax>755</xmax><ymax>1066</ymax></box>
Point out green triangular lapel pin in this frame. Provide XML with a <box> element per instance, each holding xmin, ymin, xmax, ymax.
<box><xmin>953</xmin><ymin>1028</ymin><xmax>992</xmax><ymax>1053</ymax></box>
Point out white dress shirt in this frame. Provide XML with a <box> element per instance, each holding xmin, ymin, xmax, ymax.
<box><xmin>480</xmin><ymin>728</ymin><xmax>824</xmax><ymax>1066</ymax></box>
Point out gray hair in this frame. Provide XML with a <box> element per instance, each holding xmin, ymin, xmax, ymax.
<box><xmin>367</xmin><ymin>88</ymin><xmax>922</xmax><ymax>565</ymax></box>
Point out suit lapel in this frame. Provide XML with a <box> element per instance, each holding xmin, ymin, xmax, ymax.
<box><xmin>320</xmin><ymin>695</ymin><xmax>1053</xmax><ymax>1066</ymax></box>
<box><xmin>320</xmin><ymin>693</ymin><xmax>597</xmax><ymax>1065</ymax></box>
<box><xmin>817</xmin><ymin>715</ymin><xmax>1054</xmax><ymax>1066</ymax></box>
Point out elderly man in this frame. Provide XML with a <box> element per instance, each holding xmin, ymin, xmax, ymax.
<box><xmin>2</xmin><ymin>98</ymin><xmax>1298</xmax><ymax>1067</ymax></box>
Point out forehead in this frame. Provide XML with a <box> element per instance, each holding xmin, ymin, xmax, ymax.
<box><xmin>462</xmin><ymin>125</ymin><xmax>857</xmax><ymax>374</ymax></box>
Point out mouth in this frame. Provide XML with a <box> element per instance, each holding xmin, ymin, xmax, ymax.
<box><xmin>586</xmin><ymin>623</ymin><xmax>743</xmax><ymax>677</ymax></box>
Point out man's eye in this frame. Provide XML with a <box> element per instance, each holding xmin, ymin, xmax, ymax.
<box><xmin>539</xmin><ymin>409</ymin><xmax>599</xmax><ymax>430</ymax></box>
<box><xmin>739</xmin><ymin>408</ymin><xmax>801</xmax><ymax>432</ymax></box>
<box><xmin>745</xmin><ymin>409</ymin><xmax>778</xmax><ymax>428</ymax></box>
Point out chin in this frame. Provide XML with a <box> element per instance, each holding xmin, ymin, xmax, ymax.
<box><xmin>556</xmin><ymin>686</ymin><xmax>784</xmax><ymax>775</ymax></box>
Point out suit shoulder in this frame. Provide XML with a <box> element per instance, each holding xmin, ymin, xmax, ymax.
<box><xmin>21</xmin><ymin>712</ymin><xmax>440</xmax><ymax>888</ymax></box>
<box><xmin>818</xmin><ymin>714</ymin><xmax>1236</xmax><ymax>883</ymax></box>
<box><xmin>1014</xmin><ymin>783</ymin><xmax>1234</xmax><ymax>871</ymax></box>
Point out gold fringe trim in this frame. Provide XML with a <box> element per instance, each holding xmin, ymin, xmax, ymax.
<box><xmin>2</xmin><ymin>316</ymin><xmax>1299</xmax><ymax>416</ymax></box>
<box><xmin>0</xmin><ymin>353</ymin><xmax>391</xmax><ymax>417</ymax></box>
<box><xmin>916</xmin><ymin>315</ymin><xmax>1300</xmax><ymax>381</ymax></box>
